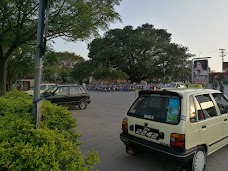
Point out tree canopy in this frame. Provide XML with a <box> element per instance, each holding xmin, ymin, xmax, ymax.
<box><xmin>43</xmin><ymin>51</ymin><xmax>84</xmax><ymax>82</ymax></box>
<box><xmin>0</xmin><ymin>0</ymin><xmax>122</xmax><ymax>95</ymax></box>
<box><xmin>71</xmin><ymin>60</ymin><xmax>95</xmax><ymax>83</ymax></box>
<box><xmin>7</xmin><ymin>45</ymin><xmax>35</xmax><ymax>90</ymax></box>
<box><xmin>88</xmin><ymin>23</ymin><xmax>193</xmax><ymax>82</ymax></box>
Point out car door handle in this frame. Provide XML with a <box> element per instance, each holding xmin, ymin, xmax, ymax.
<box><xmin>202</xmin><ymin>125</ymin><xmax>206</xmax><ymax>129</ymax></box>
<box><xmin>224</xmin><ymin>118</ymin><xmax>228</xmax><ymax>121</ymax></box>
<box><xmin>130</xmin><ymin>125</ymin><xmax>134</xmax><ymax>131</ymax></box>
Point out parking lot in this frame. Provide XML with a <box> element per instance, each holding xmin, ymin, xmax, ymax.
<box><xmin>72</xmin><ymin>91</ymin><xmax>228</xmax><ymax>171</ymax></box>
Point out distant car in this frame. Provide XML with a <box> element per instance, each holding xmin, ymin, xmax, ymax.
<box><xmin>187</xmin><ymin>83</ymin><xmax>204</xmax><ymax>89</ymax></box>
<box><xmin>42</xmin><ymin>84</ymin><xmax>90</xmax><ymax>109</ymax></box>
<box><xmin>25</xmin><ymin>83</ymin><xmax>56</xmax><ymax>96</ymax></box>
<box><xmin>164</xmin><ymin>82</ymin><xmax>187</xmax><ymax>89</ymax></box>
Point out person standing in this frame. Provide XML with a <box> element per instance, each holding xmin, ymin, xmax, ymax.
<box><xmin>211</xmin><ymin>77</ymin><xmax>218</xmax><ymax>90</ymax></box>
<box><xmin>218</xmin><ymin>79</ymin><xmax>224</xmax><ymax>94</ymax></box>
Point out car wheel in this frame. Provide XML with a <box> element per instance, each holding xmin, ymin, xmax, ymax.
<box><xmin>79</xmin><ymin>100</ymin><xmax>87</xmax><ymax>110</ymax></box>
<box><xmin>184</xmin><ymin>147</ymin><xmax>206</xmax><ymax>171</ymax></box>
<box><xmin>126</xmin><ymin>146</ymin><xmax>137</xmax><ymax>155</ymax></box>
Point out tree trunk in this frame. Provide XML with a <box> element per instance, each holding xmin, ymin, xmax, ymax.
<box><xmin>0</xmin><ymin>43</ymin><xmax>18</xmax><ymax>95</ymax></box>
<box><xmin>0</xmin><ymin>59</ymin><xmax>7</xmax><ymax>96</ymax></box>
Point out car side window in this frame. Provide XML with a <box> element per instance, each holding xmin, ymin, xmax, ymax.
<box><xmin>48</xmin><ymin>85</ymin><xmax>55</xmax><ymax>89</ymax></box>
<box><xmin>212</xmin><ymin>93</ymin><xmax>228</xmax><ymax>115</ymax></box>
<box><xmin>195</xmin><ymin>94</ymin><xmax>218</xmax><ymax>120</ymax></box>
<box><xmin>78</xmin><ymin>87</ymin><xmax>83</xmax><ymax>94</ymax></box>
<box><xmin>55</xmin><ymin>87</ymin><xmax>69</xmax><ymax>95</ymax></box>
<box><xmin>70</xmin><ymin>87</ymin><xmax>79</xmax><ymax>95</ymax></box>
<box><xmin>40</xmin><ymin>85</ymin><xmax>46</xmax><ymax>90</ymax></box>
<box><xmin>189</xmin><ymin>96</ymin><xmax>197</xmax><ymax>123</ymax></box>
<box><xmin>80</xmin><ymin>87</ymin><xmax>86</xmax><ymax>93</ymax></box>
<box><xmin>70</xmin><ymin>86</ymin><xmax>83</xmax><ymax>95</ymax></box>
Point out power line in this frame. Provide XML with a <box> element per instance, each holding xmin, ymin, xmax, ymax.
<box><xmin>219</xmin><ymin>49</ymin><xmax>226</xmax><ymax>72</ymax></box>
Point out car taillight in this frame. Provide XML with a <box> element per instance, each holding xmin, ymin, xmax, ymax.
<box><xmin>122</xmin><ymin>117</ymin><xmax>128</xmax><ymax>134</ymax></box>
<box><xmin>170</xmin><ymin>133</ymin><xmax>185</xmax><ymax>148</ymax></box>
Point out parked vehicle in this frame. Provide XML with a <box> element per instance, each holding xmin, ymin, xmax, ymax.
<box><xmin>187</xmin><ymin>83</ymin><xmax>204</xmax><ymax>89</ymax></box>
<box><xmin>24</xmin><ymin>83</ymin><xmax>55</xmax><ymax>96</ymax></box>
<box><xmin>42</xmin><ymin>84</ymin><xmax>90</xmax><ymax>109</ymax></box>
<box><xmin>120</xmin><ymin>89</ymin><xmax>228</xmax><ymax>171</ymax></box>
<box><xmin>164</xmin><ymin>82</ymin><xmax>187</xmax><ymax>89</ymax></box>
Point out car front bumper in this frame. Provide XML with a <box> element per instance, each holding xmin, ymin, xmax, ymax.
<box><xmin>86</xmin><ymin>99</ymin><xmax>91</xmax><ymax>104</ymax></box>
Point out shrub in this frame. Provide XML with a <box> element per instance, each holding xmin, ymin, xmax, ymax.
<box><xmin>0</xmin><ymin>90</ymin><xmax>33</xmax><ymax>116</ymax></box>
<box><xmin>0</xmin><ymin>90</ymin><xmax>99</xmax><ymax>171</ymax></box>
<box><xmin>41</xmin><ymin>101</ymin><xmax>76</xmax><ymax>131</ymax></box>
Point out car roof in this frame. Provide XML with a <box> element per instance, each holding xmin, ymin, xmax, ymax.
<box><xmin>139</xmin><ymin>88</ymin><xmax>221</xmax><ymax>98</ymax></box>
<box><xmin>57</xmin><ymin>84</ymin><xmax>79</xmax><ymax>87</ymax></box>
<box><xmin>166</xmin><ymin>88</ymin><xmax>221</xmax><ymax>96</ymax></box>
<box><xmin>41</xmin><ymin>83</ymin><xmax>55</xmax><ymax>85</ymax></box>
<box><xmin>44</xmin><ymin>84</ymin><xmax>81</xmax><ymax>88</ymax></box>
<box><xmin>170</xmin><ymin>82</ymin><xmax>185</xmax><ymax>84</ymax></box>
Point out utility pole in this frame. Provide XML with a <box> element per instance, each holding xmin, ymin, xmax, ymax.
<box><xmin>32</xmin><ymin>0</ymin><xmax>49</xmax><ymax>129</ymax></box>
<box><xmin>219</xmin><ymin>49</ymin><xmax>226</xmax><ymax>72</ymax></box>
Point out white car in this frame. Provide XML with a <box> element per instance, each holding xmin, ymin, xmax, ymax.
<box><xmin>25</xmin><ymin>83</ymin><xmax>55</xmax><ymax>96</ymax></box>
<box><xmin>165</xmin><ymin>82</ymin><xmax>187</xmax><ymax>89</ymax></box>
<box><xmin>120</xmin><ymin>88</ymin><xmax>228</xmax><ymax>171</ymax></box>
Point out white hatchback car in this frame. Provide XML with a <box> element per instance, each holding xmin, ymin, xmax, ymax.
<box><xmin>165</xmin><ymin>82</ymin><xmax>187</xmax><ymax>89</ymax></box>
<box><xmin>120</xmin><ymin>89</ymin><xmax>228</xmax><ymax>171</ymax></box>
<box><xmin>25</xmin><ymin>83</ymin><xmax>55</xmax><ymax>96</ymax></box>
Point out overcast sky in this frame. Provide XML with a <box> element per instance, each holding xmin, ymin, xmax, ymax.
<box><xmin>52</xmin><ymin>0</ymin><xmax>228</xmax><ymax>72</ymax></box>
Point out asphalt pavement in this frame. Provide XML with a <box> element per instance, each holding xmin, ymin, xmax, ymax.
<box><xmin>71</xmin><ymin>89</ymin><xmax>228</xmax><ymax>171</ymax></box>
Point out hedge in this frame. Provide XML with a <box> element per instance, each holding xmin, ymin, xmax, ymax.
<box><xmin>0</xmin><ymin>90</ymin><xmax>99</xmax><ymax>171</ymax></box>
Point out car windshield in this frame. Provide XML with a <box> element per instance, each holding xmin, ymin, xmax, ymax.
<box><xmin>128</xmin><ymin>94</ymin><xmax>181</xmax><ymax>124</ymax></box>
<box><xmin>44</xmin><ymin>86</ymin><xmax>57</xmax><ymax>93</ymax></box>
<box><xmin>165</xmin><ymin>83</ymin><xmax>176</xmax><ymax>88</ymax></box>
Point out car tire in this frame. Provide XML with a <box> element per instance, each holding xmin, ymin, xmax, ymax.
<box><xmin>183</xmin><ymin>146</ymin><xmax>206</xmax><ymax>171</ymax></box>
<box><xmin>126</xmin><ymin>146</ymin><xmax>137</xmax><ymax>155</ymax></box>
<box><xmin>79</xmin><ymin>100</ymin><xmax>87</xmax><ymax>110</ymax></box>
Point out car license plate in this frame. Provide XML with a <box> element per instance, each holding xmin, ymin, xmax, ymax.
<box><xmin>135</xmin><ymin>125</ymin><xmax>159</xmax><ymax>140</ymax></box>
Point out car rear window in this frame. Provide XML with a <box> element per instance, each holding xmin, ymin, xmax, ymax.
<box><xmin>128</xmin><ymin>94</ymin><xmax>181</xmax><ymax>124</ymax></box>
<box><xmin>40</xmin><ymin>85</ymin><xmax>47</xmax><ymax>90</ymax></box>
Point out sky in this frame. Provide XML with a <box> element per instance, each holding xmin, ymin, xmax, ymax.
<box><xmin>52</xmin><ymin>0</ymin><xmax>228</xmax><ymax>72</ymax></box>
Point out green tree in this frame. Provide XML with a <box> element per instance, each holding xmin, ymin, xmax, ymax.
<box><xmin>7</xmin><ymin>45</ymin><xmax>35</xmax><ymax>90</ymax></box>
<box><xmin>0</xmin><ymin>0</ymin><xmax>122</xmax><ymax>95</ymax></box>
<box><xmin>152</xmin><ymin>43</ymin><xmax>193</xmax><ymax>82</ymax></box>
<box><xmin>88</xmin><ymin>23</ymin><xmax>193</xmax><ymax>82</ymax></box>
<box><xmin>43</xmin><ymin>51</ymin><xmax>84</xmax><ymax>82</ymax></box>
<box><xmin>93</xmin><ymin>65</ymin><xmax>112</xmax><ymax>80</ymax></box>
<box><xmin>71</xmin><ymin>60</ymin><xmax>95</xmax><ymax>83</ymax></box>
<box><xmin>93</xmin><ymin>64</ymin><xmax>128</xmax><ymax>81</ymax></box>
<box><xmin>110</xmin><ymin>69</ymin><xmax>129</xmax><ymax>81</ymax></box>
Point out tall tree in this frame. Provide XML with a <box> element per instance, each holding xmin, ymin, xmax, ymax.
<box><xmin>0</xmin><ymin>0</ymin><xmax>122</xmax><ymax>95</ymax></box>
<box><xmin>89</xmin><ymin>24</ymin><xmax>171</xmax><ymax>82</ymax></box>
<box><xmin>7</xmin><ymin>45</ymin><xmax>35</xmax><ymax>90</ymax></box>
<box><xmin>43</xmin><ymin>51</ymin><xmax>84</xmax><ymax>82</ymax></box>
<box><xmin>71</xmin><ymin>60</ymin><xmax>95</xmax><ymax>83</ymax></box>
<box><xmin>88</xmin><ymin>23</ymin><xmax>193</xmax><ymax>82</ymax></box>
